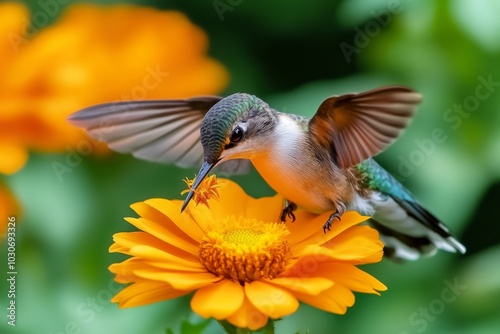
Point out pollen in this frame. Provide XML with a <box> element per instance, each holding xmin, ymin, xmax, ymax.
<box><xmin>181</xmin><ymin>174</ymin><xmax>220</xmax><ymax>208</ymax></box>
<box><xmin>199</xmin><ymin>216</ymin><xmax>292</xmax><ymax>282</ymax></box>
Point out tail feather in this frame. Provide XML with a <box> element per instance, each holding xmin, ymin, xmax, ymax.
<box><xmin>369</xmin><ymin>195</ymin><xmax>466</xmax><ymax>261</ymax></box>
<box><xmin>356</xmin><ymin>159</ymin><xmax>465</xmax><ymax>261</ymax></box>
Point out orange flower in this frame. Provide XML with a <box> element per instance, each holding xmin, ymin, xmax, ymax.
<box><xmin>0</xmin><ymin>2</ymin><xmax>31</xmax><ymax>174</ymax></box>
<box><xmin>0</xmin><ymin>3</ymin><xmax>228</xmax><ymax>174</ymax></box>
<box><xmin>0</xmin><ymin>182</ymin><xmax>20</xmax><ymax>239</ymax></box>
<box><xmin>109</xmin><ymin>179</ymin><xmax>386</xmax><ymax>330</ymax></box>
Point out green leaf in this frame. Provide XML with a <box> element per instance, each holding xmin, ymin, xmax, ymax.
<box><xmin>217</xmin><ymin>320</ymin><xmax>248</xmax><ymax>334</ymax></box>
<box><xmin>165</xmin><ymin>318</ymin><xmax>212</xmax><ymax>334</ymax></box>
<box><xmin>217</xmin><ymin>319</ymin><xmax>275</xmax><ymax>334</ymax></box>
<box><xmin>260</xmin><ymin>319</ymin><xmax>276</xmax><ymax>334</ymax></box>
<box><xmin>180</xmin><ymin>318</ymin><xmax>212</xmax><ymax>334</ymax></box>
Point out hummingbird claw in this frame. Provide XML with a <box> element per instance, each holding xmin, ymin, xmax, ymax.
<box><xmin>322</xmin><ymin>212</ymin><xmax>341</xmax><ymax>233</ymax></box>
<box><xmin>280</xmin><ymin>201</ymin><xmax>297</xmax><ymax>223</ymax></box>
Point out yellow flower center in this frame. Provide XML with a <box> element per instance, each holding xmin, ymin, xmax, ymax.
<box><xmin>199</xmin><ymin>216</ymin><xmax>292</xmax><ymax>282</ymax></box>
<box><xmin>224</xmin><ymin>229</ymin><xmax>263</xmax><ymax>245</ymax></box>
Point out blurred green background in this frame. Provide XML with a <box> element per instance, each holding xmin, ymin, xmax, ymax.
<box><xmin>2</xmin><ymin>0</ymin><xmax>500</xmax><ymax>333</ymax></box>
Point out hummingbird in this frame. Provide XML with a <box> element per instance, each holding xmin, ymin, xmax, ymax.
<box><xmin>68</xmin><ymin>86</ymin><xmax>466</xmax><ymax>261</ymax></box>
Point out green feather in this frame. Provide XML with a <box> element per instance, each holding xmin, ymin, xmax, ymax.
<box><xmin>356</xmin><ymin>159</ymin><xmax>413</xmax><ymax>201</ymax></box>
<box><xmin>200</xmin><ymin>93</ymin><xmax>259</xmax><ymax>162</ymax></box>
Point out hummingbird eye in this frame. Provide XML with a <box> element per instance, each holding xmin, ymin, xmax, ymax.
<box><xmin>229</xmin><ymin>126</ymin><xmax>245</xmax><ymax>144</ymax></box>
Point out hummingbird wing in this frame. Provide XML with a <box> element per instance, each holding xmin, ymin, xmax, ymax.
<box><xmin>309</xmin><ymin>86</ymin><xmax>422</xmax><ymax>168</ymax></box>
<box><xmin>68</xmin><ymin>97</ymin><xmax>221</xmax><ymax>168</ymax></box>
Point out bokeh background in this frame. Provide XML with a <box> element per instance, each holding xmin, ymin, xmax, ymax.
<box><xmin>1</xmin><ymin>0</ymin><xmax>500</xmax><ymax>333</ymax></box>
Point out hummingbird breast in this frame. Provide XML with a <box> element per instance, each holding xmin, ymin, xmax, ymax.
<box><xmin>251</xmin><ymin>114</ymin><xmax>356</xmax><ymax>213</ymax></box>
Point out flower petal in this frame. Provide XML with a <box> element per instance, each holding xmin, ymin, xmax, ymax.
<box><xmin>285</xmin><ymin>210</ymin><xmax>327</xmax><ymax>245</ymax></box>
<box><xmin>125</xmin><ymin>217</ymin><xmax>199</xmax><ymax>255</ymax></box>
<box><xmin>191</xmin><ymin>280</ymin><xmax>244</xmax><ymax>319</ymax></box>
<box><xmin>131</xmin><ymin>200</ymin><xmax>202</xmax><ymax>245</ymax></box>
<box><xmin>323</xmin><ymin>225</ymin><xmax>384</xmax><ymax>264</ymax></box>
<box><xmin>289</xmin><ymin>211</ymin><xmax>370</xmax><ymax>253</ymax></box>
<box><xmin>200</xmin><ymin>179</ymin><xmax>250</xmax><ymax>219</ymax></box>
<box><xmin>143</xmin><ymin>198</ymin><xmax>206</xmax><ymax>242</ymax></box>
<box><xmin>134</xmin><ymin>270</ymin><xmax>221</xmax><ymax>290</ymax></box>
<box><xmin>185</xmin><ymin>204</ymin><xmax>214</xmax><ymax>233</ymax></box>
<box><xmin>293</xmin><ymin>225</ymin><xmax>384</xmax><ymax>264</ymax></box>
<box><xmin>244</xmin><ymin>281</ymin><xmax>299</xmax><ymax>318</ymax></box>
<box><xmin>129</xmin><ymin>245</ymin><xmax>206</xmax><ymax>272</ymax></box>
<box><xmin>264</xmin><ymin>277</ymin><xmax>334</xmax><ymax>295</ymax></box>
<box><xmin>109</xmin><ymin>258</ymin><xmax>149</xmax><ymax>283</ymax></box>
<box><xmin>226</xmin><ymin>296</ymin><xmax>269</xmax><ymax>331</ymax></box>
<box><xmin>245</xmin><ymin>194</ymin><xmax>284</xmax><ymax>223</ymax></box>
<box><xmin>310</xmin><ymin>263</ymin><xmax>387</xmax><ymax>294</ymax></box>
<box><xmin>110</xmin><ymin>257</ymin><xmax>208</xmax><ymax>285</ymax></box>
<box><xmin>112</xmin><ymin>280</ymin><xmax>189</xmax><ymax>308</ymax></box>
<box><xmin>294</xmin><ymin>284</ymin><xmax>355</xmax><ymax>315</ymax></box>
<box><xmin>110</xmin><ymin>231</ymin><xmax>197</xmax><ymax>261</ymax></box>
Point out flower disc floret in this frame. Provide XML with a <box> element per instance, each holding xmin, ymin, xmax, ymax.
<box><xmin>200</xmin><ymin>216</ymin><xmax>291</xmax><ymax>282</ymax></box>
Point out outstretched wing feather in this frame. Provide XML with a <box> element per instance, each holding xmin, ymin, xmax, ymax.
<box><xmin>68</xmin><ymin>97</ymin><xmax>221</xmax><ymax>168</ymax></box>
<box><xmin>309</xmin><ymin>86</ymin><xmax>422</xmax><ymax>167</ymax></box>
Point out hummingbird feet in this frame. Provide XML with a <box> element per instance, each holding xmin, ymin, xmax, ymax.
<box><xmin>280</xmin><ymin>201</ymin><xmax>297</xmax><ymax>223</ymax></box>
<box><xmin>323</xmin><ymin>211</ymin><xmax>341</xmax><ymax>233</ymax></box>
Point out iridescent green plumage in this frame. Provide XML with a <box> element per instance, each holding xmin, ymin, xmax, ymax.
<box><xmin>200</xmin><ymin>94</ymin><xmax>256</xmax><ymax>163</ymax></box>
<box><xmin>356</xmin><ymin>159</ymin><xmax>412</xmax><ymax>201</ymax></box>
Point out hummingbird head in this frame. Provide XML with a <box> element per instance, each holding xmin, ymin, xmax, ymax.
<box><xmin>181</xmin><ymin>93</ymin><xmax>276</xmax><ymax>211</ymax></box>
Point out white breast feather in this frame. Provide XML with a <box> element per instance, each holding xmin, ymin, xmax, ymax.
<box><xmin>271</xmin><ymin>115</ymin><xmax>305</xmax><ymax>165</ymax></box>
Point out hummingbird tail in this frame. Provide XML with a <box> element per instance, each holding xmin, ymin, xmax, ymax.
<box><xmin>368</xmin><ymin>195</ymin><xmax>466</xmax><ymax>261</ymax></box>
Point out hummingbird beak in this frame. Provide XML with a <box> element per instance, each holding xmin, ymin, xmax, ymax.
<box><xmin>181</xmin><ymin>160</ymin><xmax>217</xmax><ymax>212</ymax></box>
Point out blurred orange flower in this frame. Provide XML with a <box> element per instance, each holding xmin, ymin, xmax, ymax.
<box><xmin>0</xmin><ymin>2</ymin><xmax>228</xmax><ymax>174</ymax></box>
<box><xmin>109</xmin><ymin>179</ymin><xmax>386</xmax><ymax>330</ymax></box>
<box><xmin>0</xmin><ymin>182</ymin><xmax>20</xmax><ymax>238</ymax></box>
